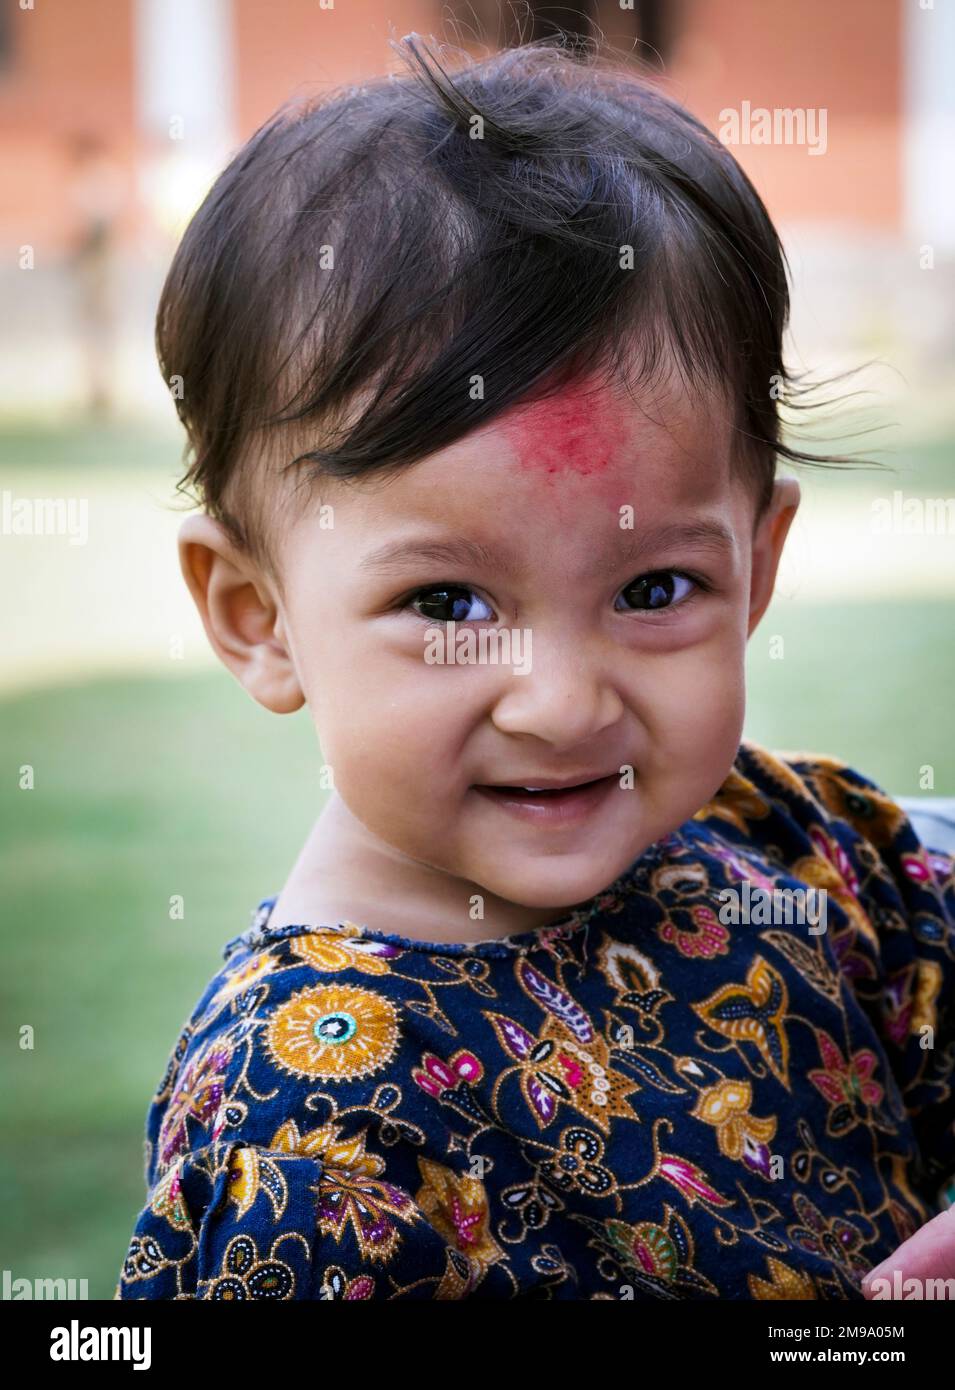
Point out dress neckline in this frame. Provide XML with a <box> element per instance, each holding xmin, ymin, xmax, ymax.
<box><xmin>227</xmin><ymin>832</ymin><xmax>681</xmax><ymax>960</ymax></box>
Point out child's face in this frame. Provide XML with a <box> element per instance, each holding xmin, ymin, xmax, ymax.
<box><xmin>183</xmin><ymin>373</ymin><xmax>799</xmax><ymax>917</ymax></box>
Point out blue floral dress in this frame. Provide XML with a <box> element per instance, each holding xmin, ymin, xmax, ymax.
<box><xmin>116</xmin><ymin>742</ymin><xmax>955</xmax><ymax>1300</ymax></box>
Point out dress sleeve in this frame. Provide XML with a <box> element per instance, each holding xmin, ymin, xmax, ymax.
<box><xmin>777</xmin><ymin>752</ymin><xmax>955</xmax><ymax>1206</ymax></box>
<box><xmin>116</xmin><ymin>1138</ymin><xmax>472</xmax><ymax>1300</ymax></box>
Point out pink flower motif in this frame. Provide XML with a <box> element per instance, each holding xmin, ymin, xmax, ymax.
<box><xmin>708</xmin><ymin>843</ymin><xmax>777</xmax><ymax>894</ymax></box>
<box><xmin>808</xmin><ymin>1028</ymin><xmax>883</xmax><ymax>1136</ymax></box>
<box><xmin>413</xmin><ymin>1049</ymin><xmax>483</xmax><ymax>1098</ymax></box>
<box><xmin>343</xmin><ymin>1275</ymin><xmax>377</xmax><ymax>1300</ymax></box>
<box><xmin>809</xmin><ymin>827</ymin><xmax>860</xmax><ymax>896</ymax></box>
<box><xmin>902</xmin><ymin>851</ymin><xmax>931</xmax><ymax>885</ymax></box>
<box><xmin>658</xmin><ymin>1154</ymin><xmax>732</xmax><ymax>1207</ymax></box>
<box><xmin>658</xmin><ymin>904</ymin><xmax>729</xmax><ymax>959</ymax></box>
<box><xmin>834</xmin><ymin>843</ymin><xmax>860</xmax><ymax>895</ymax></box>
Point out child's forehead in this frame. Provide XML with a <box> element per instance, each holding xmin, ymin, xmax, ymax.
<box><xmin>281</xmin><ymin>370</ymin><xmax>745</xmax><ymax>569</ymax></box>
<box><xmin>317</xmin><ymin>375</ymin><xmax>743</xmax><ymax>555</ymax></box>
<box><xmin>495</xmin><ymin>381</ymin><xmax>631</xmax><ymax>480</ymax></box>
<box><xmin>491</xmin><ymin>371</ymin><xmax>732</xmax><ymax>482</ymax></box>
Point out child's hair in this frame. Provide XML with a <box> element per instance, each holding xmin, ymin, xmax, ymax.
<box><xmin>159</xmin><ymin>32</ymin><xmax>877</xmax><ymax>579</ymax></box>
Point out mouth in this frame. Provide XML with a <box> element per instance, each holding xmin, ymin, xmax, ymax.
<box><xmin>472</xmin><ymin>772</ymin><xmax>621</xmax><ymax>825</ymax></box>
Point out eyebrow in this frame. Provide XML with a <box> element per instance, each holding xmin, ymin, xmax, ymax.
<box><xmin>359</xmin><ymin>519</ymin><xmax>736</xmax><ymax>578</ymax></box>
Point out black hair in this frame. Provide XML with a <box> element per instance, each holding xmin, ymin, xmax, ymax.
<box><xmin>158</xmin><ymin>32</ymin><xmax>879</xmax><ymax>571</ymax></box>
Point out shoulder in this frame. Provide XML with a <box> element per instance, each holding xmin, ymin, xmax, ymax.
<box><xmin>703</xmin><ymin>739</ymin><xmax>927</xmax><ymax>853</ymax></box>
<box><xmin>693</xmin><ymin>740</ymin><xmax>955</xmax><ymax>933</ymax></box>
<box><xmin>120</xmin><ymin>919</ymin><xmax>464</xmax><ymax>1300</ymax></box>
<box><xmin>736</xmin><ymin>741</ymin><xmax>913</xmax><ymax>848</ymax></box>
<box><xmin>149</xmin><ymin>923</ymin><xmax>411</xmax><ymax>1181</ymax></box>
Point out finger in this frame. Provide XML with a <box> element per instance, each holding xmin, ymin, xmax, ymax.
<box><xmin>862</xmin><ymin>1207</ymin><xmax>955</xmax><ymax>1296</ymax></box>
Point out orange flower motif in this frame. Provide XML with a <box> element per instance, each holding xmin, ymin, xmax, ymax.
<box><xmin>692</xmin><ymin>1079</ymin><xmax>777</xmax><ymax>1177</ymax></box>
<box><xmin>693</xmin><ymin>957</ymin><xmax>791</xmax><ymax>1087</ymax></box>
<box><xmin>226</xmin><ymin>1145</ymin><xmax>288</xmax><ymax>1221</ymax></box>
<box><xmin>415</xmin><ymin>1157</ymin><xmax>504</xmax><ymax>1283</ymax></box>
<box><xmin>693</xmin><ymin>768</ymin><xmax>770</xmax><ymax>835</ymax></box>
<box><xmin>271</xmin><ymin>1118</ymin><xmax>423</xmax><ymax>1264</ymax></box>
<box><xmin>801</xmin><ymin>761</ymin><xmax>907</xmax><ymax>849</ymax></box>
<box><xmin>290</xmin><ymin>930</ymin><xmax>395</xmax><ymax>976</ymax></box>
<box><xmin>791</xmin><ymin>841</ymin><xmax>874</xmax><ymax>944</ymax></box>
<box><xmin>205</xmin><ymin>954</ymin><xmax>276</xmax><ymax>1016</ymax></box>
<box><xmin>263</xmin><ymin>982</ymin><xmax>400</xmax><ymax>1081</ymax></box>
<box><xmin>749</xmin><ymin>1256</ymin><xmax>817</xmax><ymax>1300</ymax></box>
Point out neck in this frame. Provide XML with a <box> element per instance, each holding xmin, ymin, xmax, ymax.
<box><xmin>268</xmin><ymin>792</ymin><xmax>575</xmax><ymax>945</ymax></box>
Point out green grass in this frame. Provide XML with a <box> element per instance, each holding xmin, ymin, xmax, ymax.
<box><xmin>0</xmin><ymin>671</ymin><xmax>321</xmax><ymax>1296</ymax></box>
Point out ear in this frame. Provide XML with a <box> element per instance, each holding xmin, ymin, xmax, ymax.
<box><xmin>747</xmin><ymin>475</ymin><xmax>800</xmax><ymax>637</ymax></box>
<box><xmin>178</xmin><ymin>514</ymin><xmax>305</xmax><ymax>714</ymax></box>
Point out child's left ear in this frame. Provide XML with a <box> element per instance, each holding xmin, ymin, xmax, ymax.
<box><xmin>747</xmin><ymin>475</ymin><xmax>801</xmax><ymax>636</ymax></box>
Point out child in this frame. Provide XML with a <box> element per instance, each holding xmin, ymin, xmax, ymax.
<box><xmin>116</xmin><ymin>36</ymin><xmax>955</xmax><ymax>1301</ymax></box>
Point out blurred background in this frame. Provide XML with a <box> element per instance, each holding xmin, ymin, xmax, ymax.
<box><xmin>1</xmin><ymin>0</ymin><xmax>953</xmax><ymax>1297</ymax></box>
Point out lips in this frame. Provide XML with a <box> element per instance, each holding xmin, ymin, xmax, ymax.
<box><xmin>472</xmin><ymin>772</ymin><xmax>621</xmax><ymax>825</ymax></box>
<box><xmin>478</xmin><ymin>773</ymin><xmax>616</xmax><ymax>794</ymax></box>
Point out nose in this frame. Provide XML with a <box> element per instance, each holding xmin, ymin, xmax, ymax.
<box><xmin>489</xmin><ymin>629</ymin><xmax>625</xmax><ymax>752</ymax></box>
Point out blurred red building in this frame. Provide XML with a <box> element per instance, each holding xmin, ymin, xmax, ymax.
<box><xmin>1</xmin><ymin>0</ymin><xmax>952</xmax><ymax>416</ymax></box>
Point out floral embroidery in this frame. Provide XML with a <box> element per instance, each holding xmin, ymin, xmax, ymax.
<box><xmin>289</xmin><ymin>932</ymin><xmax>396</xmax><ymax>976</ymax></box>
<box><xmin>748</xmin><ymin>1256</ymin><xmax>817</xmax><ymax>1300</ymax></box>
<box><xmin>205</xmin><ymin>1234</ymin><xmax>295</xmax><ymax>1300</ymax></box>
<box><xmin>484</xmin><ymin>1010</ymin><xmax>640</xmax><ymax>1132</ymax></box>
<box><xmin>808</xmin><ymin>1029</ymin><xmax>884</xmax><ymax>1136</ymax></box>
<box><xmin>693</xmin><ymin>957</ymin><xmax>791</xmax><ymax>1087</ymax></box>
<box><xmin>263</xmin><ymin>983</ymin><xmax>400</xmax><ymax>1081</ymax></box>
<box><xmin>157</xmin><ymin>1041</ymin><xmax>231</xmax><ymax>1171</ymax></box>
<box><xmin>657</xmin><ymin>903</ymin><xmax>730</xmax><ymax>959</ymax></box>
<box><xmin>414</xmin><ymin>1157</ymin><xmax>503</xmax><ymax>1282</ymax></box>
<box><xmin>788</xmin><ymin>1194</ymin><xmax>869</xmax><ymax>1278</ymax></box>
<box><xmin>692</xmin><ymin>1079</ymin><xmax>777</xmax><ymax>1177</ymax></box>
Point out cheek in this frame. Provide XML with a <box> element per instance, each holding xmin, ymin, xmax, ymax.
<box><xmin>315</xmin><ymin>665</ymin><xmax>465</xmax><ymax>787</ymax></box>
<box><xmin>627</xmin><ymin>634</ymin><xmax>746</xmax><ymax>735</ymax></box>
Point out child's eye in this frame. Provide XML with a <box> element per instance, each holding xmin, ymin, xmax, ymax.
<box><xmin>407</xmin><ymin>585</ymin><xmax>495</xmax><ymax>623</ymax></box>
<box><xmin>614</xmin><ymin>570</ymin><xmax>701</xmax><ymax>613</ymax></box>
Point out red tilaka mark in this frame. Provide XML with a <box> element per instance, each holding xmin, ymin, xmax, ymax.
<box><xmin>501</xmin><ymin>386</ymin><xmax>631</xmax><ymax>481</ymax></box>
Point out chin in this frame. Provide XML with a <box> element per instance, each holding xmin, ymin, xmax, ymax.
<box><xmin>484</xmin><ymin>852</ymin><xmax>634</xmax><ymax>913</ymax></box>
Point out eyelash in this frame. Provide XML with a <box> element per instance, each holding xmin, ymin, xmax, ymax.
<box><xmin>400</xmin><ymin>570</ymin><xmax>713</xmax><ymax>623</ymax></box>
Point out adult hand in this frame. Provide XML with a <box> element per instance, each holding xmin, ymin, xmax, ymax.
<box><xmin>862</xmin><ymin>1206</ymin><xmax>955</xmax><ymax>1298</ymax></box>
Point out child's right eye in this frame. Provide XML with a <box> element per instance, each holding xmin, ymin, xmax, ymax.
<box><xmin>407</xmin><ymin>585</ymin><xmax>495</xmax><ymax>623</ymax></box>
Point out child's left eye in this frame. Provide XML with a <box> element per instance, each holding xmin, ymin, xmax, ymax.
<box><xmin>407</xmin><ymin>585</ymin><xmax>495</xmax><ymax>623</ymax></box>
<box><xmin>614</xmin><ymin>570</ymin><xmax>700</xmax><ymax>612</ymax></box>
